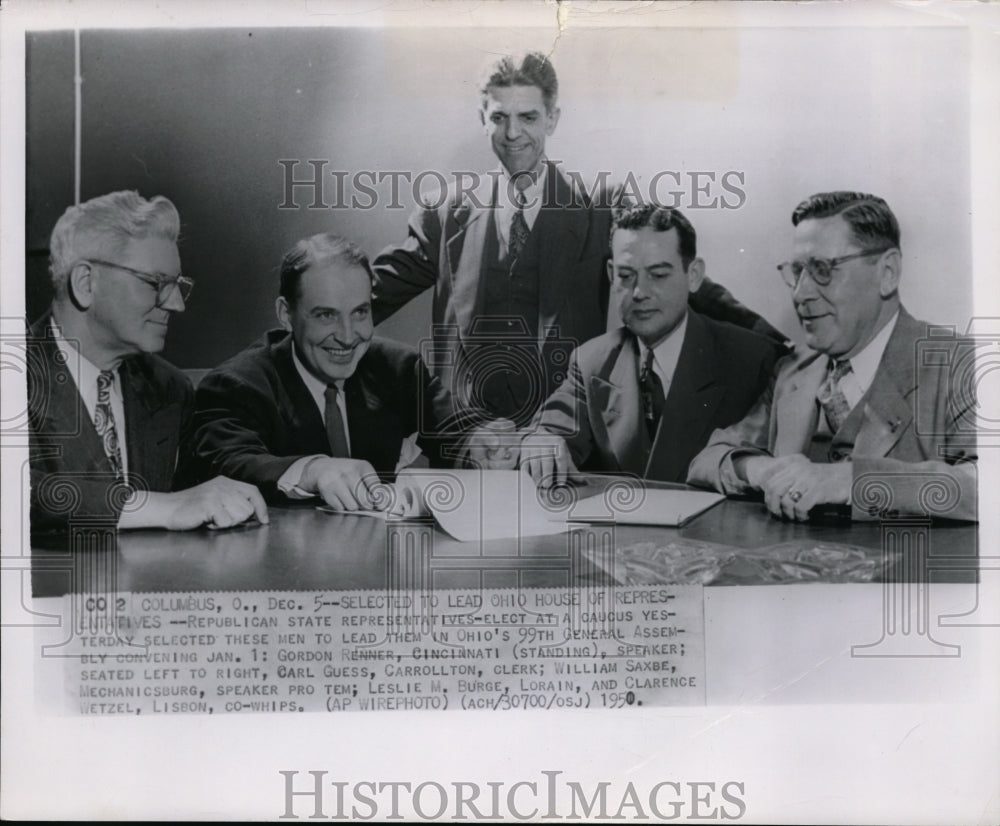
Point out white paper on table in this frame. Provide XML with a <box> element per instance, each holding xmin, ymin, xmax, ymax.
<box><xmin>564</xmin><ymin>488</ymin><xmax>725</xmax><ymax>528</ymax></box>
<box><xmin>397</xmin><ymin>469</ymin><xmax>583</xmax><ymax>541</ymax></box>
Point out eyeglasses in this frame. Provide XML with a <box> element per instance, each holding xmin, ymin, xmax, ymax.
<box><xmin>776</xmin><ymin>248</ymin><xmax>893</xmax><ymax>289</ymax></box>
<box><xmin>82</xmin><ymin>259</ymin><xmax>195</xmax><ymax>307</ymax></box>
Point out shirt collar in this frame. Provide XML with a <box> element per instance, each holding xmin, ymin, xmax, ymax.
<box><xmin>497</xmin><ymin>162</ymin><xmax>547</xmax><ymax>214</ymax></box>
<box><xmin>637</xmin><ymin>312</ymin><xmax>688</xmax><ymax>385</ymax></box>
<box><xmin>841</xmin><ymin>310</ymin><xmax>899</xmax><ymax>390</ymax></box>
<box><xmin>50</xmin><ymin>317</ymin><xmax>118</xmax><ymax>401</ymax></box>
<box><xmin>291</xmin><ymin>342</ymin><xmax>342</xmax><ymax>413</ymax></box>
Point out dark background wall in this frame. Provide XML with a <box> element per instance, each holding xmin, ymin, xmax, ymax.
<box><xmin>26</xmin><ymin>27</ymin><xmax>973</xmax><ymax>367</ymax></box>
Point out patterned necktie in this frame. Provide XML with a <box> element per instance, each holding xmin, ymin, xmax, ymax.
<box><xmin>324</xmin><ymin>385</ymin><xmax>350</xmax><ymax>458</ymax></box>
<box><xmin>94</xmin><ymin>370</ymin><xmax>124</xmax><ymax>480</ymax></box>
<box><xmin>817</xmin><ymin>358</ymin><xmax>854</xmax><ymax>433</ymax></box>
<box><xmin>508</xmin><ymin>189</ymin><xmax>529</xmax><ymax>272</ymax></box>
<box><xmin>639</xmin><ymin>347</ymin><xmax>665</xmax><ymax>440</ymax></box>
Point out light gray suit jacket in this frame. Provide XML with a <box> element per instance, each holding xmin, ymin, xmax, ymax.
<box><xmin>686</xmin><ymin>307</ymin><xmax>978</xmax><ymax>521</ymax></box>
<box><xmin>535</xmin><ymin>312</ymin><xmax>777</xmax><ymax>483</ymax></box>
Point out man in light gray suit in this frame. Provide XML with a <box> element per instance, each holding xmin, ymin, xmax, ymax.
<box><xmin>687</xmin><ymin>191</ymin><xmax>977</xmax><ymax>521</ymax></box>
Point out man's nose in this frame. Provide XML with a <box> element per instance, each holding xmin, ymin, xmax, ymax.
<box><xmin>792</xmin><ymin>270</ymin><xmax>820</xmax><ymax>303</ymax></box>
<box><xmin>631</xmin><ymin>274</ymin><xmax>650</xmax><ymax>300</ymax></box>
<box><xmin>505</xmin><ymin>117</ymin><xmax>522</xmax><ymax>140</ymax></box>
<box><xmin>333</xmin><ymin>317</ymin><xmax>353</xmax><ymax>343</ymax></box>
<box><xmin>160</xmin><ymin>283</ymin><xmax>186</xmax><ymax>313</ymax></box>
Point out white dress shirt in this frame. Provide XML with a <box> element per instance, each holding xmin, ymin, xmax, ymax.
<box><xmin>51</xmin><ymin>319</ymin><xmax>129</xmax><ymax>479</ymax></box>
<box><xmin>636</xmin><ymin>312</ymin><xmax>689</xmax><ymax>398</ymax></box>
<box><xmin>494</xmin><ymin>163</ymin><xmax>547</xmax><ymax>257</ymax></box>
<box><xmin>277</xmin><ymin>345</ymin><xmax>422</xmax><ymax>498</ymax></box>
<box><xmin>838</xmin><ymin>310</ymin><xmax>900</xmax><ymax>410</ymax></box>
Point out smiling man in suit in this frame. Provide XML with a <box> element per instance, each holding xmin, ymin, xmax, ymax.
<box><xmin>191</xmin><ymin>233</ymin><xmax>469</xmax><ymax>511</ymax></box>
<box><xmin>519</xmin><ymin>204</ymin><xmax>778</xmax><ymax>486</ymax></box>
<box><xmin>372</xmin><ymin>51</ymin><xmax>786</xmax><ymax>433</ymax></box>
<box><xmin>28</xmin><ymin>191</ymin><xmax>268</xmax><ymax>532</ymax></box>
<box><xmin>687</xmin><ymin>191</ymin><xmax>977</xmax><ymax>521</ymax></box>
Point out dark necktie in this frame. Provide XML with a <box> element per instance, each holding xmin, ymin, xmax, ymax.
<box><xmin>94</xmin><ymin>370</ymin><xmax>124</xmax><ymax>480</ymax></box>
<box><xmin>508</xmin><ymin>189</ymin><xmax>529</xmax><ymax>272</ymax></box>
<box><xmin>324</xmin><ymin>385</ymin><xmax>350</xmax><ymax>458</ymax></box>
<box><xmin>817</xmin><ymin>358</ymin><xmax>854</xmax><ymax>434</ymax></box>
<box><xmin>639</xmin><ymin>347</ymin><xmax>665</xmax><ymax>441</ymax></box>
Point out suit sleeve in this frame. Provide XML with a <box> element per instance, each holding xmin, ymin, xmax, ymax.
<box><xmin>372</xmin><ymin>202</ymin><xmax>445</xmax><ymax>324</ymax></box>
<box><xmin>850</xmin><ymin>360</ymin><xmax>978</xmax><ymax>522</ymax></box>
<box><xmin>686</xmin><ymin>372</ymin><xmax>777</xmax><ymax>495</ymax></box>
<box><xmin>532</xmin><ymin>348</ymin><xmax>596</xmax><ymax>468</ymax></box>
<box><xmin>689</xmin><ymin>278</ymin><xmax>789</xmax><ymax>350</ymax></box>
<box><xmin>191</xmin><ymin>372</ymin><xmax>309</xmax><ymax>500</ymax></box>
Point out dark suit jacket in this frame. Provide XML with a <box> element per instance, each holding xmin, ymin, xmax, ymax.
<box><xmin>687</xmin><ymin>307</ymin><xmax>978</xmax><ymax>521</ymax></box>
<box><xmin>189</xmin><ymin>331</ymin><xmax>463</xmax><ymax>500</ymax></box>
<box><xmin>534</xmin><ymin>311</ymin><xmax>778</xmax><ymax>483</ymax></box>
<box><xmin>372</xmin><ymin>162</ymin><xmax>786</xmax><ymax>418</ymax></box>
<box><xmin>27</xmin><ymin>312</ymin><xmax>194</xmax><ymax>531</ymax></box>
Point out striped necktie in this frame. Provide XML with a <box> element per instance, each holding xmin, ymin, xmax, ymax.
<box><xmin>817</xmin><ymin>358</ymin><xmax>853</xmax><ymax>433</ymax></box>
<box><xmin>94</xmin><ymin>370</ymin><xmax>124</xmax><ymax>480</ymax></box>
<box><xmin>508</xmin><ymin>189</ymin><xmax>529</xmax><ymax>272</ymax></box>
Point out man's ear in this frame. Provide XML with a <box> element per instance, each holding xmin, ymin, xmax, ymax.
<box><xmin>545</xmin><ymin>105</ymin><xmax>561</xmax><ymax>136</ymax></box>
<box><xmin>606</xmin><ymin>259</ymin><xmax>615</xmax><ymax>284</ymax></box>
<box><xmin>686</xmin><ymin>258</ymin><xmax>706</xmax><ymax>294</ymax></box>
<box><xmin>275</xmin><ymin>296</ymin><xmax>292</xmax><ymax>332</ymax></box>
<box><xmin>67</xmin><ymin>262</ymin><xmax>95</xmax><ymax>310</ymax></box>
<box><xmin>878</xmin><ymin>248</ymin><xmax>901</xmax><ymax>298</ymax></box>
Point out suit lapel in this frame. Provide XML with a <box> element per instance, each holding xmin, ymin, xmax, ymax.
<box><xmin>122</xmin><ymin>359</ymin><xmax>179</xmax><ymax>487</ymax></box>
<box><xmin>344</xmin><ymin>356</ymin><xmax>401</xmax><ymax>477</ymax></box>
<box><xmin>590</xmin><ymin>333</ymin><xmax>647</xmax><ymax>474</ymax></box>
<box><xmin>445</xmin><ymin>175</ymin><xmax>494</xmax><ymax>337</ymax></box>
<box><xmin>273</xmin><ymin>335</ymin><xmax>332</xmax><ymax>451</ymax></box>
<box><xmin>538</xmin><ymin>164</ymin><xmax>589</xmax><ymax>337</ymax></box>
<box><xmin>35</xmin><ymin>334</ymin><xmax>112</xmax><ymax>475</ymax></box>
<box><xmin>774</xmin><ymin>353</ymin><xmax>827</xmax><ymax>455</ymax></box>
<box><xmin>853</xmin><ymin>311</ymin><xmax>919</xmax><ymax>458</ymax></box>
<box><xmin>647</xmin><ymin>313</ymin><xmax>725</xmax><ymax>482</ymax></box>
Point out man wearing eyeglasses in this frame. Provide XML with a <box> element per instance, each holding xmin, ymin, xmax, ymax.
<box><xmin>27</xmin><ymin>190</ymin><xmax>268</xmax><ymax>532</ymax></box>
<box><xmin>687</xmin><ymin>191</ymin><xmax>976</xmax><ymax>521</ymax></box>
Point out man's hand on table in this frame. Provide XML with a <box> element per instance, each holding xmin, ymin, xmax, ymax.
<box><xmin>119</xmin><ymin>476</ymin><xmax>269</xmax><ymax>530</ymax></box>
<box><xmin>519</xmin><ymin>433</ymin><xmax>578</xmax><ymax>489</ymax></box>
<box><xmin>739</xmin><ymin>453</ymin><xmax>852</xmax><ymax>521</ymax></box>
<box><xmin>464</xmin><ymin>418</ymin><xmax>520</xmax><ymax>470</ymax></box>
<box><xmin>300</xmin><ymin>456</ymin><xmax>382</xmax><ymax>511</ymax></box>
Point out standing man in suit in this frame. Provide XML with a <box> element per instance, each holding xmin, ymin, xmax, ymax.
<box><xmin>28</xmin><ymin>190</ymin><xmax>268</xmax><ymax>532</ymax></box>
<box><xmin>519</xmin><ymin>205</ymin><xmax>778</xmax><ymax>486</ymax></box>
<box><xmin>372</xmin><ymin>51</ymin><xmax>786</xmax><ymax>433</ymax></box>
<box><xmin>191</xmin><ymin>233</ymin><xmax>473</xmax><ymax>511</ymax></box>
<box><xmin>687</xmin><ymin>191</ymin><xmax>977</xmax><ymax>521</ymax></box>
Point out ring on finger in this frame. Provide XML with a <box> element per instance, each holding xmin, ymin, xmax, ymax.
<box><xmin>787</xmin><ymin>489</ymin><xmax>803</xmax><ymax>503</ymax></box>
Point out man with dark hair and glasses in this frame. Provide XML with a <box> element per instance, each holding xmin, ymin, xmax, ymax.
<box><xmin>27</xmin><ymin>190</ymin><xmax>268</xmax><ymax>532</ymax></box>
<box><xmin>688</xmin><ymin>191</ymin><xmax>977</xmax><ymax>521</ymax></box>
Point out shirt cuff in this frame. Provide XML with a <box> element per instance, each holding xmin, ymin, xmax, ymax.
<box><xmin>719</xmin><ymin>448</ymin><xmax>768</xmax><ymax>495</ymax></box>
<box><xmin>277</xmin><ymin>455</ymin><xmax>326</xmax><ymax>499</ymax></box>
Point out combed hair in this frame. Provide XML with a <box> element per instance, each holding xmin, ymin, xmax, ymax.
<box><xmin>479</xmin><ymin>51</ymin><xmax>559</xmax><ymax>112</ymax></box>
<box><xmin>279</xmin><ymin>233</ymin><xmax>374</xmax><ymax>306</ymax></box>
<box><xmin>791</xmin><ymin>191</ymin><xmax>901</xmax><ymax>251</ymax></box>
<box><xmin>610</xmin><ymin>203</ymin><xmax>697</xmax><ymax>269</ymax></box>
<box><xmin>48</xmin><ymin>191</ymin><xmax>180</xmax><ymax>295</ymax></box>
